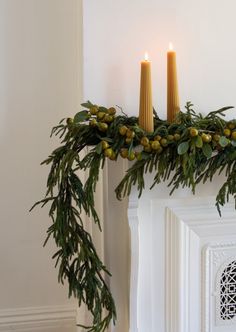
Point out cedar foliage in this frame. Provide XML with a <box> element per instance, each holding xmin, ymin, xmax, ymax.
<box><xmin>31</xmin><ymin>101</ymin><xmax>236</xmax><ymax>331</ymax></box>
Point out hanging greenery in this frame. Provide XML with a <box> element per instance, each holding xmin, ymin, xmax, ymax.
<box><xmin>31</xmin><ymin>101</ymin><xmax>236</xmax><ymax>332</ymax></box>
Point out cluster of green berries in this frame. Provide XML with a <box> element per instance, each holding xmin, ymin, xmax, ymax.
<box><xmin>101</xmin><ymin>125</ymin><xmax>138</xmax><ymax>161</ymax></box>
<box><xmin>89</xmin><ymin>106</ymin><xmax>116</xmax><ymax>132</ymax></box>
<box><xmin>139</xmin><ymin>134</ymin><xmax>180</xmax><ymax>154</ymax></box>
<box><xmin>222</xmin><ymin>122</ymin><xmax>236</xmax><ymax>141</ymax></box>
<box><xmin>189</xmin><ymin>127</ymin><xmax>213</xmax><ymax>142</ymax></box>
<box><xmin>101</xmin><ymin>141</ymin><xmax>117</xmax><ymax>160</ymax></box>
<box><xmin>189</xmin><ymin>121</ymin><xmax>236</xmax><ymax>145</ymax></box>
<box><xmin>118</xmin><ymin>125</ymin><xmax>136</xmax><ymax>144</ymax></box>
<box><xmin>68</xmin><ymin>105</ymin><xmax>236</xmax><ymax>163</ymax></box>
<box><xmin>115</xmin><ymin>125</ymin><xmax>181</xmax><ymax>161</ymax></box>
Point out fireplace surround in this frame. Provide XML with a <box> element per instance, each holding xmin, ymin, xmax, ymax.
<box><xmin>128</xmin><ymin>180</ymin><xmax>236</xmax><ymax>332</ymax></box>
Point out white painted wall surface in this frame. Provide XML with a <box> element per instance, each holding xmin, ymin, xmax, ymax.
<box><xmin>83</xmin><ymin>1</ymin><xmax>236</xmax><ymax>331</ymax></box>
<box><xmin>0</xmin><ymin>0</ymin><xmax>83</xmax><ymax>331</ymax></box>
<box><xmin>83</xmin><ymin>0</ymin><xmax>236</xmax><ymax>118</ymax></box>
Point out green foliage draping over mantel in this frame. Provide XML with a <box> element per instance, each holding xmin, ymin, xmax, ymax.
<box><xmin>32</xmin><ymin>101</ymin><xmax>236</xmax><ymax>332</ymax></box>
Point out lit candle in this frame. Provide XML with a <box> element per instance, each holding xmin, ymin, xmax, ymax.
<box><xmin>139</xmin><ymin>52</ymin><xmax>154</xmax><ymax>132</ymax></box>
<box><xmin>167</xmin><ymin>43</ymin><xmax>180</xmax><ymax>122</ymax></box>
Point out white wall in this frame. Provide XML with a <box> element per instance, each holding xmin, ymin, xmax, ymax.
<box><xmin>83</xmin><ymin>1</ymin><xmax>236</xmax><ymax>331</ymax></box>
<box><xmin>0</xmin><ymin>0</ymin><xmax>83</xmax><ymax>331</ymax></box>
<box><xmin>84</xmin><ymin>0</ymin><xmax>236</xmax><ymax>119</ymax></box>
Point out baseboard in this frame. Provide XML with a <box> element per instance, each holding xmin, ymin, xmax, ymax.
<box><xmin>0</xmin><ymin>304</ymin><xmax>77</xmax><ymax>332</ymax></box>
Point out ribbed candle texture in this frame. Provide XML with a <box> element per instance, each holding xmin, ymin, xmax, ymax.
<box><xmin>139</xmin><ymin>57</ymin><xmax>154</xmax><ymax>132</ymax></box>
<box><xmin>167</xmin><ymin>45</ymin><xmax>180</xmax><ymax>123</ymax></box>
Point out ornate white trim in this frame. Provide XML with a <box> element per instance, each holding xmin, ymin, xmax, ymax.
<box><xmin>128</xmin><ymin>192</ymin><xmax>139</xmax><ymax>332</ymax></box>
<box><xmin>203</xmin><ymin>242</ymin><xmax>236</xmax><ymax>331</ymax></box>
<box><xmin>164</xmin><ymin>197</ymin><xmax>236</xmax><ymax>332</ymax></box>
<box><xmin>0</xmin><ymin>304</ymin><xmax>77</xmax><ymax>332</ymax></box>
<box><xmin>165</xmin><ymin>205</ymin><xmax>192</xmax><ymax>332</ymax></box>
<box><xmin>128</xmin><ymin>194</ymin><xmax>236</xmax><ymax>332</ymax></box>
<box><xmin>204</xmin><ymin>243</ymin><xmax>236</xmax><ymax>326</ymax></box>
<box><xmin>216</xmin><ymin>256</ymin><xmax>236</xmax><ymax>325</ymax></box>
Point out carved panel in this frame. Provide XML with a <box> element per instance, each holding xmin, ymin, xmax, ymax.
<box><xmin>203</xmin><ymin>242</ymin><xmax>236</xmax><ymax>330</ymax></box>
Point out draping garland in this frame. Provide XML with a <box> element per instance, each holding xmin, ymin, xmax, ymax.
<box><xmin>32</xmin><ymin>101</ymin><xmax>236</xmax><ymax>332</ymax></box>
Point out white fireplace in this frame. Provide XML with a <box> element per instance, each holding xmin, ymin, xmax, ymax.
<box><xmin>128</xmin><ymin>177</ymin><xmax>236</xmax><ymax>332</ymax></box>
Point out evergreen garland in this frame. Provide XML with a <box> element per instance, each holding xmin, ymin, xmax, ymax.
<box><xmin>31</xmin><ymin>101</ymin><xmax>236</xmax><ymax>331</ymax></box>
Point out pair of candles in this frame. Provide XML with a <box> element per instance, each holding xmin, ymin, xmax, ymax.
<box><xmin>139</xmin><ymin>43</ymin><xmax>180</xmax><ymax>132</ymax></box>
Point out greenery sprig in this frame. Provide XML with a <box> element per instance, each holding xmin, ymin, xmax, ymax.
<box><xmin>32</xmin><ymin>100</ymin><xmax>236</xmax><ymax>331</ymax></box>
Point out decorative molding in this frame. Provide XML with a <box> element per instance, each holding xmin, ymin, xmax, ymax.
<box><xmin>128</xmin><ymin>195</ymin><xmax>236</xmax><ymax>332</ymax></box>
<box><xmin>216</xmin><ymin>256</ymin><xmax>236</xmax><ymax>325</ymax></box>
<box><xmin>128</xmin><ymin>191</ymin><xmax>139</xmax><ymax>332</ymax></box>
<box><xmin>213</xmin><ymin>251</ymin><xmax>227</xmax><ymax>267</ymax></box>
<box><xmin>165</xmin><ymin>205</ymin><xmax>192</xmax><ymax>332</ymax></box>
<box><xmin>203</xmin><ymin>242</ymin><xmax>236</xmax><ymax>331</ymax></box>
<box><xmin>0</xmin><ymin>304</ymin><xmax>77</xmax><ymax>332</ymax></box>
<box><xmin>164</xmin><ymin>197</ymin><xmax>236</xmax><ymax>332</ymax></box>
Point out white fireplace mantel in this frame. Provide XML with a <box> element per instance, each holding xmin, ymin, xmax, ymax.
<box><xmin>128</xmin><ymin>177</ymin><xmax>236</xmax><ymax>332</ymax></box>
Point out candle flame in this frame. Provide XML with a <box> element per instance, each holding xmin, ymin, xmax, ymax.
<box><xmin>169</xmin><ymin>42</ymin><xmax>173</xmax><ymax>51</ymax></box>
<box><xmin>144</xmin><ymin>52</ymin><xmax>149</xmax><ymax>61</ymax></box>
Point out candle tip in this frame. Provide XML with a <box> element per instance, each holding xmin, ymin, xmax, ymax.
<box><xmin>144</xmin><ymin>52</ymin><xmax>149</xmax><ymax>61</ymax></box>
<box><xmin>169</xmin><ymin>42</ymin><xmax>173</xmax><ymax>51</ymax></box>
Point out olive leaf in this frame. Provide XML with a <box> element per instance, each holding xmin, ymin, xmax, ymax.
<box><xmin>74</xmin><ymin>110</ymin><xmax>89</xmax><ymax>123</ymax></box>
<box><xmin>219</xmin><ymin>136</ymin><xmax>229</xmax><ymax>147</ymax></box>
<box><xmin>81</xmin><ymin>100</ymin><xmax>94</xmax><ymax>108</ymax></box>
<box><xmin>202</xmin><ymin>143</ymin><xmax>212</xmax><ymax>158</ymax></box>
<box><xmin>99</xmin><ymin>106</ymin><xmax>108</xmax><ymax>113</ymax></box>
<box><xmin>177</xmin><ymin>141</ymin><xmax>189</xmax><ymax>155</ymax></box>
<box><xmin>96</xmin><ymin>142</ymin><xmax>103</xmax><ymax>155</ymax></box>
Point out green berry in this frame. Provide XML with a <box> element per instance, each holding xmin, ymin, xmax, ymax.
<box><xmin>119</xmin><ymin>125</ymin><xmax>128</xmax><ymax>136</ymax></box>
<box><xmin>120</xmin><ymin>148</ymin><xmax>129</xmax><ymax>158</ymax></box>
<box><xmin>228</xmin><ymin>122</ymin><xmax>235</xmax><ymax>130</ymax></box>
<box><xmin>66</xmin><ymin>118</ymin><xmax>74</xmax><ymax>125</ymax></box>
<box><xmin>126</xmin><ymin>130</ymin><xmax>135</xmax><ymax>138</ymax></box>
<box><xmin>202</xmin><ymin>133</ymin><xmax>212</xmax><ymax>143</ymax></box>
<box><xmin>231</xmin><ymin>131</ymin><xmax>236</xmax><ymax>141</ymax></box>
<box><xmin>125</xmin><ymin>137</ymin><xmax>132</xmax><ymax>144</ymax></box>
<box><xmin>98</xmin><ymin>122</ymin><xmax>108</xmax><ymax>132</ymax></box>
<box><xmin>109</xmin><ymin>151</ymin><xmax>117</xmax><ymax>160</ymax></box>
<box><xmin>151</xmin><ymin>140</ymin><xmax>161</xmax><ymax>150</ymax></box>
<box><xmin>90</xmin><ymin>106</ymin><xmax>99</xmax><ymax>115</ymax></box>
<box><xmin>224</xmin><ymin>128</ymin><xmax>231</xmax><ymax>137</ymax></box>
<box><xmin>167</xmin><ymin>135</ymin><xmax>174</xmax><ymax>141</ymax></box>
<box><xmin>141</xmin><ymin>137</ymin><xmax>149</xmax><ymax>147</ymax></box>
<box><xmin>160</xmin><ymin>138</ymin><xmax>168</xmax><ymax>147</ymax></box>
<box><xmin>89</xmin><ymin>119</ymin><xmax>97</xmax><ymax>127</ymax></box>
<box><xmin>101</xmin><ymin>141</ymin><xmax>109</xmax><ymax>150</ymax></box>
<box><xmin>97</xmin><ymin>111</ymin><xmax>105</xmax><ymax>120</ymax></box>
<box><xmin>190</xmin><ymin>128</ymin><xmax>198</xmax><ymax>137</ymax></box>
<box><xmin>144</xmin><ymin>144</ymin><xmax>152</xmax><ymax>152</ymax></box>
<box><xmin>104</xmin><ymin>148</ymin><xmax>113</xmax><ymax>158</ymax></box>
<box><xmin>213</xmin><ymin>134</ymin><xmax>220</xmax><ymax>142</ymax></box>
<box><xmin>128</xmin><ymin>151</ymin><xmax>136</xmax><ymax>161</ymax></box>
<box><xmin>135</xmin><ymin>152</ymin><xmax>143</xmax><ymax>161</ymax></box>
<box><xmin>108</xmin><ymin>107</ymin><xmax>116</xmax><ymax>115</ymax></box>
<box><xmin>104</xmin><ymin>114</ymin><xmax>114</xmax><ymax>123</ymax></box>
<box><xmin>154</xmin><ymin>135</ymin><xmax>162</xmax><ymax>141</ymax></box>
<box><xmin>174</xmin><ymin>133</ymin><xmax>181</xmax><ymax>141</ymax></box>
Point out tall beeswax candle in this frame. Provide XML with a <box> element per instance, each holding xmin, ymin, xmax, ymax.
<box><xmin>139</xmin><ymin>53</ymin><xmax>154</xmax><ymax>132</ymax></box>
<box><xmin>167</xmin><ymin>43</ymin><xmax>180</xmax><ymax>122</ymax></box>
